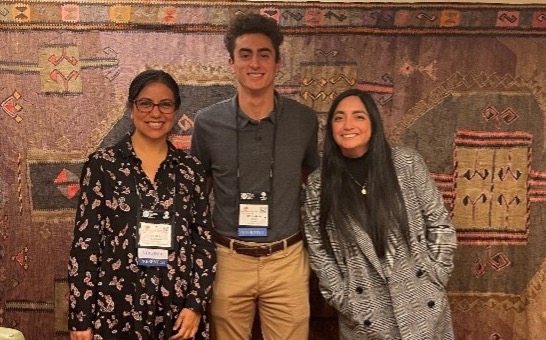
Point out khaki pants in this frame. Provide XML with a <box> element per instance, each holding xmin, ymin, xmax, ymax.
<box><xmin>211</xmin><ymin>240</ymin><xmax>310</xmax><ymax>340</ymax></box>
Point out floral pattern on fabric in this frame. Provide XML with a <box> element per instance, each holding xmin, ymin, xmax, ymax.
<box><xmin>68</xmin><ymin>135</ymin><xmax>216</xmax><ymax>339</ymax></box>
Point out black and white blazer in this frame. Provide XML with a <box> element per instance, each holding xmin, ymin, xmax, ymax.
<box><xmin>304</xmin><ymin>146</ymin><xmax>457</xmax><ymax>340</ymax></box>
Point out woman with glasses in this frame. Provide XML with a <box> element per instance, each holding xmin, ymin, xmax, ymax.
<box><xmin>68</xmin><ymin>69</ymin><xmax>216</xmax><ymax>340</ymax></box>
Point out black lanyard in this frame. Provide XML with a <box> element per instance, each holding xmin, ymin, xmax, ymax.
<box><xmin>235</xmin><ymin>103</ymin><xmax>278</xmax><ymax>223</ymax></box>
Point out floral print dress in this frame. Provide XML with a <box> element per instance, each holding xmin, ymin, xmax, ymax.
<box><xmin>68</xmin><ymin>135</ymin><xmax>216</xmax><ymax>339</ymax></box>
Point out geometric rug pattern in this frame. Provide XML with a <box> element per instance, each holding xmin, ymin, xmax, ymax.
<box><xmin>1</xmin><ymin>1</ymin><xmax>546</xmax><ymax>339</ymax></box>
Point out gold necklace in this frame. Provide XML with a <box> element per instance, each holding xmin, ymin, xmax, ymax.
<box><xmin>348</xmin><ymin>174</ymin><xmax>367</xmax><ymax>195</ymax></box>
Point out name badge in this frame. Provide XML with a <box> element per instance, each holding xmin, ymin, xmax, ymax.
<box><xmin>137</xmin><ymin>248</ymin><xmax>169</xmax><ymax>267</ymax></box>
<box><xmin>239</xmin><ymin>204</ymin><xmax>268</xmax><ymax>227</ymax></box>
<box><xmin>138</xmin><ymin>222</ymin><xmax>172</xmax><ymax>248</ymax></box>
<box><xmin>238</xmin><ymin>191</ymin><xmax>269</xmax><ymax>238</ymax></box>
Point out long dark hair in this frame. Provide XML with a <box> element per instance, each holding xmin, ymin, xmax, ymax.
<box><xmin>319</xmin><ymin>88</ymin><xmax>409</xmax><ymax>258</ymax></box>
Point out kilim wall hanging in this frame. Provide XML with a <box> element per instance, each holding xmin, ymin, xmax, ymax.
<box><xmin>1</xmin><ymin>1</ymin><xmax>546</xmax><ymax>339</ymax></box>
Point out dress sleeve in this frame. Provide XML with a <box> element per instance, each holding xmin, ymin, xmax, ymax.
<box><xmin>185</xmin><ymin>161</ymin><xmax>216</xmax><ymax>314</ymax></box>
<box><xmin>67</xmin><ymin>155</ymin><xmax>105</xmax><ymax>330</ymax></box>
<box><xmin>303</xmin><ymin>173</ymin><xmax>348</xmax><ymax>314</ymax></box>
<box><xmin>412</xmin><ymin>151</ymin><xmax>458</xmax><ymax>286</ymax></box>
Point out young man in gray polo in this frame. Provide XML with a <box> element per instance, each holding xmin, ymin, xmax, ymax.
<box><xmin>191</xmin><ymin>13</ymin><xmax>319</xmax><ymax>340</ymax></box>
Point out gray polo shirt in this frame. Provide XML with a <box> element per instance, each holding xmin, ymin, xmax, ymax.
<box><xmin>191</xmin><ymin>93</ymin><xmax>319</xmax><ymax>242</ymax></box>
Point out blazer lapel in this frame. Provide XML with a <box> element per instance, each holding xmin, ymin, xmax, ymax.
<box><xmin>347</xmin><ymin>218</ymin><xmax>387</xmax><ymax>281</ymax></box>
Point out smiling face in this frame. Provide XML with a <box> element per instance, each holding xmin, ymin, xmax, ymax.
<box><xmin>331</xmin><ymin>95</ymin><xmax>373</xmax><ymax>158</ymax></box>
<box><xmin>131</xmin><ymin>82</ymin><xmax>177</xmax><ymax>142</ymax></box>
<box><xmin>229</xmin><ymin>33</ymin><xmax>280</xmax><ymax>96</ymax></box>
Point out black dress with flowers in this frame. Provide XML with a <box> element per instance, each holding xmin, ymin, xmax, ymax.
<box><xmin>68</xmin><ymin>135</ymin><xmax>216</xmax><ymax>339</ymax></box>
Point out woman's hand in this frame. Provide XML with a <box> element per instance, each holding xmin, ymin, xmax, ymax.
<box><xmin>70</xmin><ymin>329</ymin><xmax>92</xmax><ymax>340</ymax></box>
<box><xmin>170</xmin><ymin>308</ymin><xmax>201</xmax><ymax>339</ymax></box>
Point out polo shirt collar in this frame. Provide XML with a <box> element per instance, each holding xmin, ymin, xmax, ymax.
<box><xmin>233</xmin><ymin>91</ymin><xmax>283</xmax><ymax>128</ymax></box>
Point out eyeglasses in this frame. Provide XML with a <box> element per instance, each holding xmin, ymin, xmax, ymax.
<box><xmin>133</xmin><ymin>99</ymin><xmax>176</xmax><ymax>114</ymax></box>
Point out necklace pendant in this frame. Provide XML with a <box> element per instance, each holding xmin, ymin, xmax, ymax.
<box><xmin>349</xmin><ymin>174</ymin><xmax>367</xmax><ymax>195</ymax></box>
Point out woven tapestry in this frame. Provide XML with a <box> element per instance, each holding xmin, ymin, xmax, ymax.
<box><xmin>1</xmin><ymin>1</ymin><xmax>546</xmax><ymax>339</ymax></box>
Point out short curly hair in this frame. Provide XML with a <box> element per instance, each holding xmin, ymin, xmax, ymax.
<box><xmin>224</xmin><ymin>13</ymin><xmax>284</xmax><ymax>63</ymax></box>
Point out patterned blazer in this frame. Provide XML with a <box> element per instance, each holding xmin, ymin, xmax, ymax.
<box><xmin>304</xmin><ymin>146</ymin><xmax>457</xmax><ymax>340</ymax></box>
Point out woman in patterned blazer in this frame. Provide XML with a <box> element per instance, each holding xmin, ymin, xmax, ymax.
<box><xmin>303</xmin><ymin>88</ymin><xmax>457</xmax><ymax>339</ymax></box>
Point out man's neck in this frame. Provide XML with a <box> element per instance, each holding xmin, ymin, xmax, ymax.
<box><xmin>238</xmin><ymin>89</ymin><xmax>275</xmax><ymax>120</ymax></box>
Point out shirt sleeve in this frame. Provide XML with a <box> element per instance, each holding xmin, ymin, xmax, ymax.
<box><xmin>190</xmin><ymin>113</ymin><xmax>211</xmax><ymax>176</ymax></box>
<box><xmin>412</xmin><ymin>151</ymin><xmax>458</xmax><ymax>286</ymax></box>
<box><xmin>67</xmin><ymin>155</ymin><xmax>105</xmax><ymax>330</ymax></box>
<box><xmin>303</xmin><ymin>112</ymin><xmax>320</xmax><ymax>171</ymax></box>
<box><xmin>184</xmin><ymin>161</ymin><xmax>217</xmax><ymax>314</ymax></box>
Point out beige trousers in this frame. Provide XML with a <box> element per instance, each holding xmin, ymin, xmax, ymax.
<box><xmin>210</xmin><ymin>240</ymin><xmax>310</xmax><ymax>340</ymax></box>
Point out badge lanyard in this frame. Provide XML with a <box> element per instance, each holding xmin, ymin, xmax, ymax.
<box><xmin>235</xmin><ymin>103</ymin><xmax>278</xmax><ymax>238</ymax></box>
<box><xmin>133</xmin><ymin>165</ymin><xmax>176</xmax><ymax>267</ymax></box>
